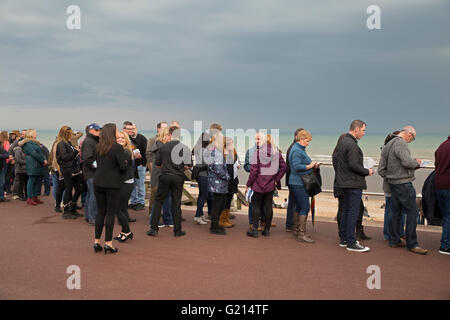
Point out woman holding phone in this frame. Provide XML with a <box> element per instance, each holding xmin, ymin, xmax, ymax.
<box><xmin>288</xmin><ymin>129</ymin><xmax>320</xmax><ymax>243</ymax></box>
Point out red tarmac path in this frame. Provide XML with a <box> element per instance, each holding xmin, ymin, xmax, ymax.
<box><xmin>0</xmin><ymin>198</ymin><xmax>449</xmax><ymax>300</ymax></box>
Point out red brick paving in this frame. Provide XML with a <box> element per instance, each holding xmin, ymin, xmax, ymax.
<box><xmin>0</xmin><ymin>197</ymin><xmax>449</xmax><ymax>300</ymax></box>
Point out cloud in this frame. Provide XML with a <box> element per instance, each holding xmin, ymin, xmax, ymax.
<box><xmin>0</xmin><ymin>0</ymin><xmax>449</xmax><ymax>133</ymax></box>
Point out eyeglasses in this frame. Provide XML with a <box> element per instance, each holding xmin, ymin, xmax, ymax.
<box><xmin>409</xmin><ymin>132</ymin><xmax>416</xmax><ymax>141</ymax></box>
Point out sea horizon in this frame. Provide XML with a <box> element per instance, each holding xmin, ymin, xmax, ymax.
<box><xmin>24</xmin><ymin>129</ymin><xmax>448</xmax><ymax>161</ymax></box>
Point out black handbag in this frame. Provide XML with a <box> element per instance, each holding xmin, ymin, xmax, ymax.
<box><xmin>301</xmin><ymin>169</ymin><xmax>322</xmax><ymax>197</ymax></box>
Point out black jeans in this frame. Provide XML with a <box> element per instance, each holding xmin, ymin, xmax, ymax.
<box><xmin>117</xmin><ymin>183</ymin><xmax>134</xmax><ymax>233</ymax></box>
<box><xmin>151</xmin><ymin>174</ymin><xmax>184</xmax><ymax>233</ymax></box>
<box><xmin>389</xmin><ymin>183</ymin><xmax>419</xmax><ymax>249</ymax></box>
<box><xmin>211</xmin><ymin>193</ymin><xmax>228</xmax><ymax>228</ymax></box>
<box><xmin>55</xmin><ymin>177</ymin><xmax>65</xmax><ymax>207</ymax></box>
<box><xmin>94</xmin><ymin>186</ymin><xmax>121</xmax><ymax>242</ymax></box>
<box><xmin>61</xmin><ymin>169</ymin><xmax>82</xmax><ymax>206</ymax></box>
<box><xmin>17</xmin><ymin>173</ymin><xmax>28</xmax><ymax>199</ymax></box>
<box><xmin>251</xmin><ymin>191</ymin><xmax>274</xmax><ymax>229</ymax></box>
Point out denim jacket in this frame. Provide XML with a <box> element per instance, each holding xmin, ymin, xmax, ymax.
<box><xmin>204</xmin><ymin>147</ymin><xmax>229</xmax><ymax>194</ymax></box>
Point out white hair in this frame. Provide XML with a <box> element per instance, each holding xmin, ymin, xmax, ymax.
<box><xmin>401</xmin><ymin>125</ymin><xmax>416</xmax><ymax>136</ymax></box>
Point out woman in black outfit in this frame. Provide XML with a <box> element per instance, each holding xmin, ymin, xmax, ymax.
<box><xmin>93</xmin><ymin>123</ymin><xmax>128</xmax><ymax>254</ymax></box>
<box><xmin>113</xmin><ymin>130</ymin><xmax>134</xmax><ymax>242</ymax></box>
<box><xmin>56</xmin><ymin>126</ymin><xmax>83</xmax><ymax>219</ymax></box>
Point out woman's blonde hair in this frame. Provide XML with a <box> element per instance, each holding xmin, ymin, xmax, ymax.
<box><xmin>118</xmin><ymin>131</ymin><xmax>134</xmax><ymax>156</ymax></box>
<box><xmin>25</xmin><ymin>129</ymin><xmax>37</xmax><ymax>140</ymax></box>
<box><xmin>209</xmin><ymin>131</ymin><xmax>225</xmax><ymax>152</ymax></box>
<box><xmin>263</xmin><ymin>133</ymin><xmax>279</xmax><ymax>153</ymax></box>
<box><xmin>296</xmin><ymin>129</ymin><xmax>312</xmax><ymax>141</ymax></box>
<box><xmin>56</xmin><ymin>126</ymin><xmax>73</xmax><ymax>143</ymax></box>
<box><xmin>157</xmin><ymin>127</ymin><xmax>170</xmax><ymax>143</ymax></box>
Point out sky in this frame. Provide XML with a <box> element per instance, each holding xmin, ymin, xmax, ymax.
<box><xmin>0</xmin><ymin>0</ymin><xmax>449</xmax><ymax>133</ymax></box>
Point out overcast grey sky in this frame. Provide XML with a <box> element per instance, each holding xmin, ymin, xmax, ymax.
<box><xmin>1</xmin><ymin>0</ymin><xmax>449</xmax><ymax>133</ymax></box>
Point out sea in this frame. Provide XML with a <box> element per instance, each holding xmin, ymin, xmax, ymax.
<box><xmin>34</xmin><ymin>130</ymin><xmax>448</xmax><ymax>195</ymax></box>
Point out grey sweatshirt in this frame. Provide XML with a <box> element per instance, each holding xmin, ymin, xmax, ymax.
<box><xmin>378</xmin><ymin>136</ymin><xmax>420</xmax><ymax>185</ymax></box>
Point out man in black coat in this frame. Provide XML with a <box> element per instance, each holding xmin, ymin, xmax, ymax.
<box><xmin>123</xmin><ymin>121</ymin><xmax>148</xmax><ymax>211</ymax></box>
<box><xmin>81</xmin><ymin>123</ymin><xmax>101</xmax><ymax>224</ymax></box>
<box><xmin>147</xmin><ymin>126</ymin><xmax>192</xmax><ymax>237</ymax></box>
<box><xmin>333</xmin><ymin>120</ymin><xmax>373</xmax><ymax>253</ymax></box>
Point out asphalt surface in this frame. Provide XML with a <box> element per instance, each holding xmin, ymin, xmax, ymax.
<box><xmin>0</xmin><ymin>197</ymin><xmax>449</xmax><ymax>300</ymax></box>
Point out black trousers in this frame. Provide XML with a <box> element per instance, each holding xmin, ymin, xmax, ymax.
<box><xmin>151</xmin><ymin>174</ymin><xmax>184</xmax><ymax>233</ymax></box>
<box><xmin>117</xmin><ymin>183</ymin><xmax>134</xmax><ymax>233</ymax></box>
<box><xmin>61</xmin><ymin>169</ymin><xmax>82</xmax><ymax>206</ymax></box>
<box><xmin>17</xmin><ymin>173</ymin><xmax>28</xmax><ymax>199</ymax></box>
<box><xmin>251</xmin><ymin>191</ymin><xmax>274</xmax><ymax>229</ymax></box>
<box><xmin>94</xmin><ymin>186</ymin><xmax>121</xmax><ymax>242</ymax></box>
<box><xmin>211</xmin><ymin>193</ymin><xmax>228</xmax><ymax>228</ymax></box>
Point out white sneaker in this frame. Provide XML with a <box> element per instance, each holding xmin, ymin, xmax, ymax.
<box><xmin>12</xmin><ymin>195</ymin><xmax>20</xmax><ymax>200</ymax></box>
<box><xmin>201</xmin><ymin>215</ymin><xmax>210</xmax><ymax>222</ymax></box>
<box><xmin>194</xmin><ymin>217</ymin><xmax>207</xmax><ymax>225</ymax></box>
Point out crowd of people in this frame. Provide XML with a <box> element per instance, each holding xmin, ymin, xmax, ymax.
<box><xmin>0</xmin><ymin>120</ymin><xmax>448</xmax><ymax>256</ymax></box>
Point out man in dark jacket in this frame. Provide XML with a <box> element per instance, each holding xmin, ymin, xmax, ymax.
<box><xmin>147</xmin><ymin>126</ymin><xmax>192</xmax><ymax>237</ymax></box>
<box><xmin>435</xmin><ymin>135</ymin><xmax>450</xmax><ymax>255</ymax></box>
<box><xmin>81</xmin><ymin>123</ymin><xmax>101</xmax><ymax>225</ymax></box>
<box><xmin>333</xmin><ymin>120</ymin><xmax>373</xmax><ymax>253</ymax></box>
<box><xmin>123</xmin><ymin>121</ymin><xmax>148</xmax><ymax>211</ymax></box>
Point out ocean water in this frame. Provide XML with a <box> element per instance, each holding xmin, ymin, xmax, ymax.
<box><xmin>35</xmin><ymin>129</ymin><xmax>447</xmax><ymax>162</ymax></box>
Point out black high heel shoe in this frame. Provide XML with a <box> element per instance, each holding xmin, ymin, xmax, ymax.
<box><xmin>104</xmin><ymin>244</ymin><xmax>118</xmax><ymax>254</ymax></box>
<box><xmin>93</xmin><ymin>243</ymin><xmax>103</xmax><ymax>253</ymax></box>
<box><xmin>118</xmin><ymin>232</ymin><xmax>133</xmax><ymax>242</ymax></box>
<box><xmin>114</xmin><ymin>233</ymin><xmax>125</xmax><ymax>241</ymax></box>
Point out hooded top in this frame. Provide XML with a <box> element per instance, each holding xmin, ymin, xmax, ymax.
<box><xmin>246</xmin><ymin>143</ymin><xmax>287</xmax><ymax>194</ymax></box>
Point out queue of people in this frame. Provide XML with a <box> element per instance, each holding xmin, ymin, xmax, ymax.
<box><xmin>0</xmin><ymin>120</ymin><xmax>448</xmax><ymax>256</ymax></box>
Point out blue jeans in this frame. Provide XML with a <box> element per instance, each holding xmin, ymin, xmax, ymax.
<box><xmin>341</xmin><ymin>188</ymin><xmax>362</xmax><ymax>245</ymax></box>
<box><xmin>130</xmin><ymin>165</ymin><xmax>146</xmax><ymax>205</ymax></box>
<box><xmin>85</xmin><ymin>178</ymin><xmax>98</xmax><ymax>222</ymax></box>
<box><xmin>286</xmin><ymin>186</ymin><xmax>299</xmax><ymax>228</ymax></box>
<box><xmin>0</xmin><ymin>167</ymin><xmax>6</xmax><ymax>200</ymax></box>
<box><xmin>383</xmin><ymin>197</ymin><xmax>406</xmax><ymax>240</ymax></box>
<box><xmin>51</xmin><ymin>172</ymin><xmax>59</xmax><ymax>200</ymax></box>
<box><xmin>436</xmin><ymin>189</ymin><xmax>450</xmax><ymax>249</ymax></box>
<box><xmin>289</xmin><ymin>184</ymin><xmax>310</xmax><ymax>217</ymax></box>
<box><xmin>389</xmin><ymin>183</ymin><xmax>419</xmax><ymax>249</ymax></box>
<box><xmin>27</xmin><ymin>175</ymin><xmax>39</xmax><ymax>199</ymax></box>
<box><xmin>150</xmin><ymin>193</ymin><xmax>173</xmax><ymax>225</ymax></box>
<box><xmin>195</xmin><ymin>176</ymin><xmax>213</xmax><ymax>217</ymax></box>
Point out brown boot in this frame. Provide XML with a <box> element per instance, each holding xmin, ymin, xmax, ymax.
<box><xmin>219</xmin><ymin>210</ymin><xmax>233</xmax><ymax>228</ymax></box>
<box><xmin>224</xmin><ymin>210</ymin><xmax>235</xmax><ymax>228</ymax></box>
<box><xmin>297</xmin><ymin>215</ymin><xmax>315</xmax><ymax>243</ymax></box>
<box><xmin>293</xmin><ymin>213</ymin><xmax>299</xmax><ymax>237</ymax></box>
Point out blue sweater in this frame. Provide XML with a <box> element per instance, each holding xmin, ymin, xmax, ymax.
<box><xmin>288</xmin><ymin>143</ymin><xmax>312</xmax><ymax>186</ymax></box>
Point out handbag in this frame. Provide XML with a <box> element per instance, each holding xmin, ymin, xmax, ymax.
<box><xmin>301</xmin><ymin>169</ymin><xmax>322</xmax><ymax>197</ymax></box>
